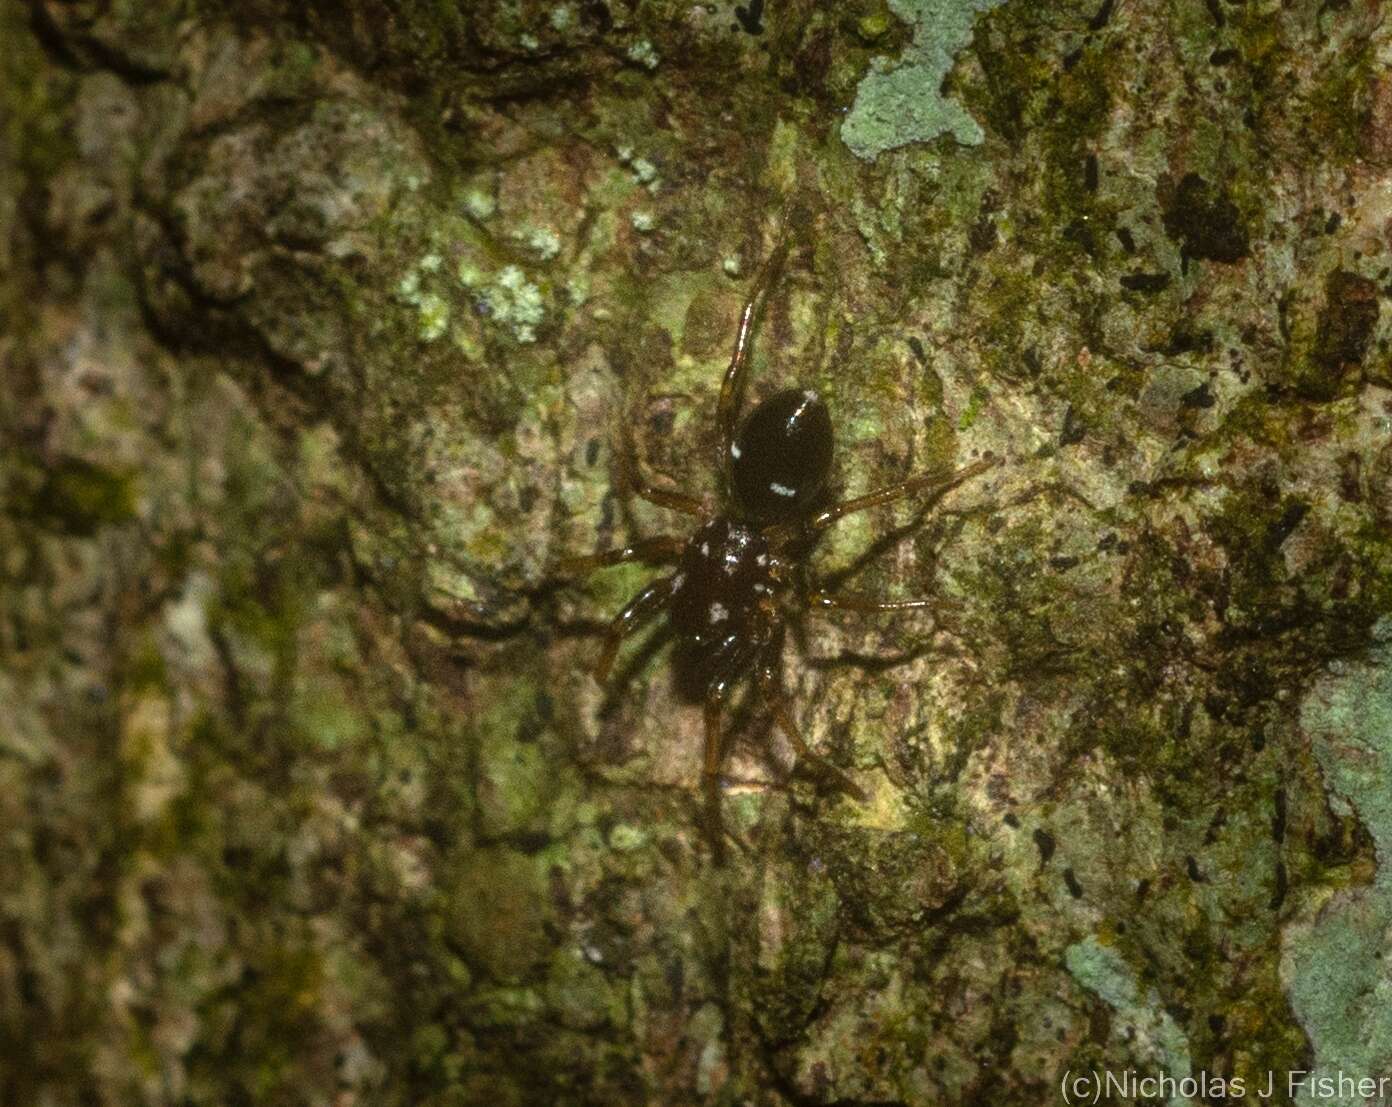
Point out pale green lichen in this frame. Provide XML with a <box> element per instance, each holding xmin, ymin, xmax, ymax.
<box><xmin>463</xmin><ymin>187</ymin><xmax>496</xmax><ymax>221</ymax></box>
<box><xmin>841</xmin><ymin>0</ymin><xmax>1008</xmax><ymax>161</ymax></box>
<box><xmin>630</xmin><ymin>158</ymin><xmax>659</xmax><ymax>191</ymax></box>
<box><xmin>630</xmin><ymin>210</ymin><xmax>655</xmax><ymax>233</ymax></box>
<box><xmin>415</xmin><ymin>291</ymin><xmax>449</xmax><ymax>341</ymax></box>
<box><xmin>459</xmin><ymin>260</ymin><xmax>545</xmax><ymax>343</ymax></box>
<box><xmin>520</xmin><ymin>225</ymin><xmax>561</xmax><ymax>260</ymax></box>
<box><xmin>607</xmin><ymin>824</ymin><xmax>651</xmax><ymax>852</ymax></box>
<box><xmin>395</xmin><ymin>258</ymin><xmax>450</xmax><ymax>342</ymax></box>
<box><xmin>1065</xmin><ymin>936</ymin><xmax>1194</xmax><ymax>1104</ymax></box>
<box><xmin>956</xmin><ymin>384</ymin><xmax>987</xmax><ymax>430</ymax></box>
<box><xmin>565</xmin><ymin>270</ymin><xmax>590</xmax><ymax>306</ymax></box>
<box><xmin>1285</xmin><ymin>619</ymin><xmax>1392</xmax><ymax>1107</ymax></box>
<box><xmin>616</xmin><ymin>145</ymin><xmax>661</xmax><ymax>192</ymax></box>
<box><xmin>626</xmin><ymin>39</ymin><xmax>660</xmax><ymax>70</ymax></box>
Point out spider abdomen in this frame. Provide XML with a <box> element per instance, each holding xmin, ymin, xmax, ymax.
<box><xmin>669</xmin><ymin>517</ymin><xmax>779</xmax><ymax>650</ymax></box>
<box><xmin>730</xmin><ymin>388</ymin><xmax>833</xmax><ymax>524</ymax></box>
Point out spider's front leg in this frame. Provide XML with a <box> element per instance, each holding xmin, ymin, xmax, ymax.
<box><xmin>715</xmin><ymin>239</ymin><xmax>790</xmax><ymax>467</ymax></box>
<box><xmin>806</xmin><ymin>455</ymin><xmax>999</xmax><ymax>532</ymax></box>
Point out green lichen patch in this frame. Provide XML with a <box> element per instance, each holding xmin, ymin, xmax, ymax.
<box><xmin>1066</xmin><ymin>936</ymin><xmax>1194</xmax><ymax>1086</ymax></box>
<box><xmin>841</xmin><ymin>0</ymin><xmax>1009</xmax><ymax>160</ymax></box>
<box><xmin>1286</xmin><ymin>623</ymin><xmax>1392</xmax><ymax>1106</ymax></box>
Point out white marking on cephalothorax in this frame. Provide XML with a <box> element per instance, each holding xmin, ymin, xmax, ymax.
<box><xmin>709</xmin><ymin>602</ymin><xmax>728</xmax><ymax>623</ymax></box>
<box><xmin>730</xmin><ymin>442</ymin><xmax>742</xmax><ymax>459</ymax></box>
<box><xmin>770</xmin><ymin>481</ymin><xmax>796</xmax><ymax>498</ymax></box>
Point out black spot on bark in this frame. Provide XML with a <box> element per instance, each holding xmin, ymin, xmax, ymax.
<box><xmin>969</xmin><ymin>216</ymin><xmax>998</xmax><ymax>254</ymax></box>
<box><xmin>1162</xmin><ymin>173</ymin><xmax>1250</xmax><ymax>264</ymax></box>
<box><xmin>1088</xmin><ymin>0</ymin><xmax>1115</xmax><ymax>32</ymax></box>
<box><xmin>1121</xmin><ymin>272</ymin><xmax>1171</xmax><ymax>293</ymax></box>
<box><xmin>1263</xmin><ymin>501</ymin><xmax>1308</xmax><ymax>551</ymax></box>
<box><xmin>1060</xmin><ymin>405</ymin><xmax>1086</xmax><ymax>446</ymax></box>
<box><xmin>1063</xmin><ymin>868</ymin><xmax>1084</xmax><ymax>898</ymax></box>
<box><xmin>1314</xmin><ymin>270</ymin><xmax>1380</xmax><ymax>377</ymax></box>
<box><xmin>1180</xmin><ymin>381</ymin><xmax>1216</xmax><ymax>409</ymax></box>
<box><xmin>734</xmin><ymin>0</ymin><xmax>765</xmax><ymax>34</ymax></box>
<box><xmin>581</xmin><ymin>1</ymin><xmax>613</xmax><ymax>33</ymax></box>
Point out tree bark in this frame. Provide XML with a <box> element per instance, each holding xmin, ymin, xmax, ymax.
<box><xmin>3</xmin><ymin>0</ymin><xmax>1392</xmax><ymax>1103</ymax></box>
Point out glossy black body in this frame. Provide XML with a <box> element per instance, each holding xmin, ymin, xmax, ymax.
<box><xmin>668</xmin><ymin>517</ymin><xmax>780</xmax><ymax>685</ymax></box>
<box><xmin>729</xmin><ymin>389</ymin><xmax>833</xmax><ymax>524</ymax></box>
<box><xmin>560</xmin><ymin>241</ymin><xmax>997</xmax><ymax>859</ymax></box>
<box><xmin>669</xmin><ymin>518</ymin><xmax>776</xmax><ymax>646</ymax></box>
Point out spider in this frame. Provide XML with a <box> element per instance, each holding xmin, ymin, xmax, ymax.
<box><xmin>561</xmin><ymin>240</ymin><xmax>997</xmax><ymax>855</ymax></box>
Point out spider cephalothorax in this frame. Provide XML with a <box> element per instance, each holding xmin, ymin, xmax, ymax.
<box><xmin>561</xmin><ymin>240</ymin><xmax>997</xmax><ymax>858</ymax></box>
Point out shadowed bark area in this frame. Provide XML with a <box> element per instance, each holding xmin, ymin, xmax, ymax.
<box><xmin>3</xmin><ymin>0</ymin><xmax>1392</xmax><ymax>1103</ymax></box>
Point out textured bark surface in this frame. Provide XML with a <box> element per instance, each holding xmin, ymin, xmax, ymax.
<box><xmin>3</xmin><ymin>1</ymin><xmax>1392</xmax><ymax>1104</ymax></box>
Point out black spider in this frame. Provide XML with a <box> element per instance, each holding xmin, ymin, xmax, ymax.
<box><xmin>561</xmin><ymin>241</ymin><xmax>997</xmax><ymax>856</ymax></box>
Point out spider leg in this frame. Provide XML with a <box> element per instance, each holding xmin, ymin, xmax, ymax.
<box><xmin>702</xmin><ymin>684</ymin><xmax>731</xmax><ymax>864</ymax></box>
<box><xmin>716</xmin><ymin>239</ymin><xmax>790</xmax><ymax>467</ymax></box>
<box><xmin>755</xmin><ymin>635</ymin><xmax>868</xmax><ymax>801</ymax></box>
<box><xmin>614</xmin><ymin>416</ymin><xmax>706</xmax><ymax>517</ymax></box>
<box><xmin>806</xmin><ymin>591</ymin><xmax>970</xmax><ymax>650</ymax></box>
<box><xmin>557</xmin><ymin>536</ymin><xmax>686</xmax><ymax>577</ymax></box>
<box><xmin>807</xmin><ymin>591</ymin><xmax>933</xmax><ymax>613</ymax></box>
<box><xmin>593</xmin><ymin>576</ymin><xmax>678</xmax><ymax>683</ymax></box>
<box><xmin>807</xmin><ymin>456</ymin><xmax>999</xmax><ymax>532</ymax></box>
<box><xmin>630</xmin><ymin>475</ymin><xmax>705</xmax><ymax>517</ymax></box>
